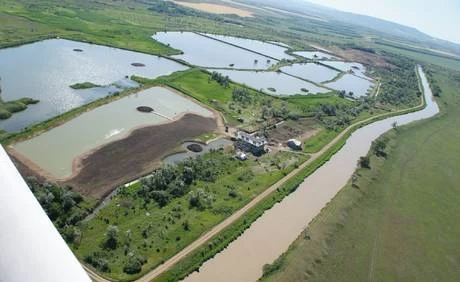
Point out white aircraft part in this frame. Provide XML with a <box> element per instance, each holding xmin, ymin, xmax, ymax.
<box><xmin>0</xmin><ymin>145</ymin><xmax>90</xmax><ymax>282</ymax></box>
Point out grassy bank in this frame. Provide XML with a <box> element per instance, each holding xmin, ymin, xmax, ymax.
<box><xmin>0</xmin><ymin>97</ymin><xmax>39</xmax><ymax>120</ymax></box>
<box><xmin>70</xmin><ymin>82</ymin><xmax>100</xmax><ymax>89</ymax></box>
<box><xmin>261</xmin><ymin>66</ymin><xmax>460</xmax><ymax>282</ymax></box>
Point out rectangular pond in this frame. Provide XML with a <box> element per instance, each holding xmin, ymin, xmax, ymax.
<box><xmin>211</xmin><ymin>69</ymin><xmax>330</xmax><ymax>96</ymax></box>
<box><xmin>0</xmin><ymin>39</ymin><xmax>188</xmax><ymax>132</ymax></box>
<box><xmin>325</xmin><ymin>74</ymin><xmax>374</xmax><ymax>97</ymax></box>
<box><xmin>152</xmin><ymin>32</ymin><xmax>275</xmax><ymax>69</ymax></box>
<box><xmin>201</xmin><ymin>33</ymin><xmax>295</xmax><ymax>60</ymax></box>
<box><xmin>12</xmin><ymin>86</ymin><xmax>213</xmax><ymax>179</ymax></box>
<box><xmin>293</xmin><ymin>51</ymin><xmax>338</xmax><ymax>60</ymax></box>
<box><xmin>321</xmin><ymin>60</ymin><xmax>372</xmax><ymax>79</ymax></box>
<box><xmin>280</xmin><ymin>63</ymin><xmax>340</xmax><ymax>83</ymax></box>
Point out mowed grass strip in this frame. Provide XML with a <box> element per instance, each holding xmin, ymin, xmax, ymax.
<box><xmin>261</xmin><ymin>66</ymin><xmax>460</xmax><ymax>282</ymax></box>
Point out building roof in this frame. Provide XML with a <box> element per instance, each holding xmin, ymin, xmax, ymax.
<box><xmin>236</xmin><ymin>131</ymin><xmax>267</xmax><ymax>147</ymax></box>
<box><xmin>288</xmin><ymin>139</ymin><xmax>302</xmax><ymax>147</ymax></box>
<box><xmin>0</xmin><ymin>145</ymin><xmax>91</xmax><ymax>282</ymax></box>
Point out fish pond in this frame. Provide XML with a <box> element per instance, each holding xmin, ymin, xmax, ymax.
<box><xmin>321</xmin><ymin>60</ymin><xmax>371</xmax><ymax>79</ymax></box>
<box><xmin>325</xmin><ymin>74</ymin><xmax>374</xmax><ymax>97</ymax></box>
<box><xmin>152</xmin><ymin>32</ymin><xmax>275</xmax><ymax>69</ymax></box>
<box><xmin>0</xmin><ymin>39</ymin><xmax>188</xmax><ymax>132</ymax></box>
<box><xmin>293</xmin><ymin>50</ymin><xmax>338</xmax><ymax>60</ymax></box>
<box><xmin>280</xmin><ymin>63</ymin><xmax>340</xmax><ymax>83</ymax></box>
<box><xmin>12</xmin><ymin>87</ymin><xmax>213</xmax><ymax>179</ymax></box>
<box><xmin>210</xmin><ymin>69</ymin><xmax>330</xmax><ymax>96</ymax></box>
<box><xmin>201</xmin><ymin>33</ymin><xmax>295</xmax><ymax>60</ymax></box>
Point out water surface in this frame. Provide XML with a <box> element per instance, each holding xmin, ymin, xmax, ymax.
<box><xmin>321</xmin><ymin>60</ymin><xmax>371</xmax><ymax>79</ymax></box>
<box><xmin>152</xmin><ymin>32</ymin><xmax>274</xmax><ymax>69</ymax></box>
<box><xmin>13</xmin><ymin>87</ymin><xmax>213</xmax><ymax>178</ymax></box>
<box><xmin>294</xmin><ymin>51</ymin><xmax>337</xmax><ymax>60</ymax></box>
<box><xmin>184</xmin><ymin>66</ymin><xmax>438</xmax><ymax>282</ymax></box>
<box><xmin>201</xmin><ymin>33</ymin><xmax>295</xmax><ymax>60</ymax></box>
<box><xmin>0</xmin><ymin>39</ymin><xmax>187</xmax><ymax>132</ymax></box>
<box><xmin>280</xmin><ymin>63</ymin><xmax>340</xmax><ymax>83</ymax></box>
<box><xmin>210</xmin><ymin>69</ymin><xmax>329</xmax><ymax>95</ymax></box>
<box><xmin>325</xmin><ymin>74</ymin><xmax>374</xmax><ymax>97</ymax></box>
<box><xmin>163</xmin><ymin>139</ymin><xmax>233</xmax><ymax>165</ymax></box>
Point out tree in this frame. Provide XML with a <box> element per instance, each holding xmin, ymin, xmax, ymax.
<box><xmin>358</xmin><ymin>156</ymin><xmax>370</xmax><ymax>168</ymax></box>
<box><xmin>123</xmin><ymin>254</ymin><xmax>145</xmax><ymax>274</ymax></box>
<box><xmin>373</xmin><ymin>138</ymin><xmax>388</xmax><ymax>157</ymax></box>
<box><xmin>105</xmin><ymin>225</ymin><xmax>119</xmax><ymax>249</ymax></box>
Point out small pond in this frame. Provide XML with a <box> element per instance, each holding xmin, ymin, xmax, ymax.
<box><xmin>293</xmin><ymin>51</ymin><xmax>338</xmax><ymax>60</ymax></box>
<box><xmin>201</xmin><ymin>33</ymin><xmax>295</xmax><ymax>60</ymax></box>
<box><xmin>163</xmin><ymin>138</ymin><xmax>233</xmax><ymax>166</ymax></box>
<box><xmin>152</xmin><ymin>32</ymin><xmax>275</xmax><ymax>69</ymax></box>
<box><xmin>12</xmin><ymin>87</ymin><xmax>213</xmax><ymax>178</ymax></box>
<box><xmin>280</xmin><ymin>63</ymin><xmax>340</xmax><ymax>83</ymax></box>
<box><xmin>321</xmin><ymin>60</ymin><xmax>372</xmax><ymax>79</ymax></box>
<box><xmin>325</xmin><ymin>74</ymin><xmax>374</xmax><ymax>97</ymax></box>
<box><xmin>209</xmin><ymin>69</ymin><xmax>330</xmax><ymax>96</ymax></box>
<box><xmin>0</xmin><ymin>39</ymin><xmax>188</xmax><ymax>132</ymax></box>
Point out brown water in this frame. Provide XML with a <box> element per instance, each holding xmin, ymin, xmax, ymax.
<box><xmin>184</xmin><ymin>66</ymin><xmax>439</xmax><ymax>282</ymax></box>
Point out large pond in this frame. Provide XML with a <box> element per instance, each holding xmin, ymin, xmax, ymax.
<box><xmin>184</xmin><ymin>66</ymin><xmax>439</xmax><ymax>282</ymax></box>
<box><xmin>0</xmin><ymin>39</ymin><xmax>188</xmax><ymax>132</ymax></box>
<box><xmin>293</xmin><ymin>50</ymin><xmax>338</xmax><ymax>60</ymax></box>
<box><xmin>325</xmin><ymin>74</ymin><xmax>375</xmax><ymax>97</ymax></box>
<box><xmin>280</xmin><ymin>63</ymin><xmax>340</xmax><ymax>83</ymax></box>
<box><xmin>201</xmin><ymin>33</ymin><xmax>295</xmax><ymax>60</ymax></box>
<box><xmin>12</xmin><ymin>87</ymin><xmax>213</xmax><ymax>179</ymax></box>
<box><xmin>209</xmin><ymin>69</ymin><xmax>330</xmax><ymax>96</ymax></box>
<box><xmin>152</xmin><ymin>32</ymin><xmax>275</xmax><ymax>69</ymax></box>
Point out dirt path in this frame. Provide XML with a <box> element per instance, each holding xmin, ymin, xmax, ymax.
<box><xmin>85</xmin><ymin>86</ymin><xmax>427</xmax><ymax>282</ymax></box>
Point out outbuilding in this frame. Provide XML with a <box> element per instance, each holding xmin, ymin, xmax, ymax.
<box><xmin>287</xmin><ymin>139</ymin><xmax>302</xmax><ymax>150</ymax></box>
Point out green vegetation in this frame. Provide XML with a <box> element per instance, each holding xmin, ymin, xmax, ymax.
<box><xmin>0</xmin><ymin>96</ymin><xmax>39</xmax><ymax>120</ymax></box>
<box><xmin>261</xmin><ymin>67</ymin><xmax>460</xmax><ymax>282</ymax></box>
<box><xmin>74</xmin><ymin>150</ymin><xmax>307</xmax><ymax>280</ymax></box>
<box><xmin>139</xmin><ymin>69</ymin><xmax>308</xmax><ymax>131</ymax></box>
<box><xmin>70</xmin><ymin>82</ymin><xmax>100</xmax><ymax>89</ymax></box>
<box><xmin>27</xmin><ymin>177</ymin><xmax>96</xmax><ymax>241</ymax></box>
<box><xmin>376</xmin><ymin>42</ymin><xmax>460</xmax><ymax>72</ymax></box>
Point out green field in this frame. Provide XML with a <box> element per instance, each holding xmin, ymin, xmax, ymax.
<box><xmin>377</xmin><ymin>43</ymin><xmax>460</xmax><ymax>72</ymax></box>
<box><xmin>74</xmin><ymin>150</ymin><xmax>308</xmax><ymax>280</ymax></box>
<box><xmin>262</xmin><ymin>66</ymin><xmax>460</xmax><ymax>282</ymax></box>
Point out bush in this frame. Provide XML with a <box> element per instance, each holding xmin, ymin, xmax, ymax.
<box><xmin>123</xmin><ymin>254</ymin><xmax>146</xmax><ymax>274</ymax></box>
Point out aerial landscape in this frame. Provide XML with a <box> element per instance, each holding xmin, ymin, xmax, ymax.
<box><xmin>0</xmin><ymin>0</ymin><xmax>458</xmax><ymax>282</ymax></box>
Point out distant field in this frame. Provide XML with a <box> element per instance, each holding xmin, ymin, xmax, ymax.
<box><xmin>262</xmin><ymin>66</ymin><xmax>460</xmax><ymax>282</ymax></box>
<box><xmin>173</xmin><ymin>1</ymin><xmax>253</xmax><ymax>17</ymax></box>
<box><xmin>377</xmin><ymin>43</ymin><xmax>460</xmax><ymax>72</ymax></box>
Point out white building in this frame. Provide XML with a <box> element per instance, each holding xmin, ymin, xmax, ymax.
<box><xmin>287</xmin><ymin>139</ymin><xmax>302</xmax><ymax>150</ymax></box>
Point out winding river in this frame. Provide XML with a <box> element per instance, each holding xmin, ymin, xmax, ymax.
<box><xmin>184</xmin><ymin>66</ymin><xmax>439</xmax><ymax>282</ymax></box>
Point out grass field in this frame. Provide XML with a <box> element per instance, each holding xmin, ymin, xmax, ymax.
<box><xmin>262</xmin><ymin>66</ymin><xmax>460</xmax><ymax>282</ymax></box>
<box><xmin>377</xmin><ymin>43</ymin><xmax>460</xmax><ymax>72</ymax></box>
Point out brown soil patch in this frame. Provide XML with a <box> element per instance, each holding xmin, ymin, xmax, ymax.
<box><xmin>63</xmin><ymin>113</ymin><xmax>217</xmax><ymax>199</ymax></box>
<box><xmin>267</xmin><ymin>118</ymin><xmax>319</xmax><ymax>144</ymax></box>
<box><xmin>173</xmin><ymin>1</ymin><xmax>253</xmax><ymax>17</ymax></box>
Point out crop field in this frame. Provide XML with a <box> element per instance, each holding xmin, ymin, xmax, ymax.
<box><xmin>172</xmin><ymin>1</ymin><xmax>253</xmax><ymax>17</ymax></box>
<box><xmin>262</xmin><ymin>66</ymin><xmax>460</xmax><ymax>282</ymax></box>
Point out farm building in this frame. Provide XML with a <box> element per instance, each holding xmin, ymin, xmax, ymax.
<box><xmin>287</xmin><ymin>139</ymin><xmax>302</xmax><ymax>150</ymax></box>
<box><xmin>235</xmin><ymin>131</ymin><xmax>267</xmax><ymax>156</ymax></box>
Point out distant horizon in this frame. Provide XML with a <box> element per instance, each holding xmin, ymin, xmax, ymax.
<box><xmin>306</xmin><ymin>0</ymin><xmax>460</xmax><ymax>45</ymax></box>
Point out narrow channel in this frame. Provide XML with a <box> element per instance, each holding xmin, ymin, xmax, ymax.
<box><xmin>184</xmin><ymin>66</ymin><xmax>439</xmax><ymax>282</ymax></box>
